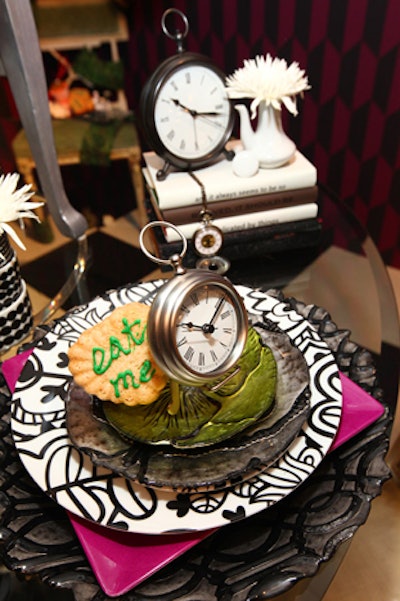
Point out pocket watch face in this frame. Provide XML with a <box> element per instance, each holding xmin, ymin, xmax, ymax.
<box><xmin>146</xmin><ymin>269</ymin><xmax>247</xmax><ymax>386</ymax></box>
<box><xmin>175</xmin><ymin>283</ymin><xmax>240</xmax><ymax>375</ymax></box>
<box><xmin>193</xmin><ymin>224</ymin><xmax>224</xmax><ymax>257</ymax></box>
<box><xmin>153</xmin><ymin>62</ymin><xmax>232</xmax><ymax>162</ymax></box>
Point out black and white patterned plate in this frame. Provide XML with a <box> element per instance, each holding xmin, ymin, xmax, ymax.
<box><xmin>10</xmin><ymin>281</ymin><xmax>342</xmax><ymax>535</ymax></box>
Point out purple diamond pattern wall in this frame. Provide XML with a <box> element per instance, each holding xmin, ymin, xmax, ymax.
<box><xmin>127</xmin><ymin>0</ymin><xmax>400</xmax><ymax>267</ymax></box>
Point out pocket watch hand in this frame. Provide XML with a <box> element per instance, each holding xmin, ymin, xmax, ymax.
<box><xmin>177</xmin><ymin>322</ymin><xmax>204</xmax><ymax>330</ymax></box>
<box><xmin>207</xmin><ymin>295</ymin><xmax>226</xmax><ymax>327</ymax></box>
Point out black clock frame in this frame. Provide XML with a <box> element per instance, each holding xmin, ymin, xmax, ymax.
<box><xmin>139</xmin><ymin>52</ymin><xmax>235</xmax><ymax>180</ymax></box>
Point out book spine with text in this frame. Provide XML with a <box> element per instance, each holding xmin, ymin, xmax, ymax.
<box><xmin>163</xmin><ymin>203</ymin><xmax>319</xmax><ymax>242</ymax></box>
<box><xmin>162</xmin><ymin>186</ymin><xmax>319</xmax><ymax>225</ymax></box>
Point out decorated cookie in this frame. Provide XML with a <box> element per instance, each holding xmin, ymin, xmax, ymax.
<box><xmin>68</xmin><ymin>302</ymin><xmax>168</xmax><ymax>406</ymax></box>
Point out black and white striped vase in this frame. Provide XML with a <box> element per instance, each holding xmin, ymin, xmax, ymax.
<box><xmin>0</xmin><ymin>233</ymin><xmax>33</xmax><ymax>353</ymax></box>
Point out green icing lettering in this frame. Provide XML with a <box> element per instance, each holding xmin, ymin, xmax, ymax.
<box><xmin>90</xmin><ymin>314</ymin><xmax>157</xmax><ymax>397</ymax></box>
<box><xmin>92</xmin><ymin>347</ymin><xmax>109</xmax><ymax>375</ymax></box>
<box><xmin>110</xmin><ymin>369</ymin><xmax>140</xmax><ymax>398</ymax></box>
<box><xmin>110</xmin><ymin>360</ymin><xmax>156</xmax><ymax>398</ymax></box>
<box><xmin>110</xmin><ymin>335</ymin><xmax>131</xmax><ymax>359</ymax></box>
<box><xmin>140</xmin><ymin>359</ymin><xmax>155</xmax><ymax>383</ymax></box>
<box><xmin>121</xmin><ymin>318</ymin><xmax>147</xmax><ymax>347</ymax></box>
<box><xmin>91</xmin><ymin>316</ymin><xmax>147</xmax><ymax>375</ymax></box>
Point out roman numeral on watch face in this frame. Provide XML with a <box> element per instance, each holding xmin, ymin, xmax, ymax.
<box><xmin>184</xmin><ymin>346</ymin><xmax>195</xmax><ymax>362</ymax></box>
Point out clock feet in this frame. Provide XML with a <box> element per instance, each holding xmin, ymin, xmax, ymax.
<box><xmin>156</xmin><ymin>161</ymin><xmax>171</xmax><ymax>181</ymax></box>
<box><xmin>223</xmin><ymin>147</ymin><xmax>235</xmax><ymax>161</ymax></box>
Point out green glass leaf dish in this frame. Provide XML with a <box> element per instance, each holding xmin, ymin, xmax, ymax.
<box><xmin>101</xmin><ymin>328</ymin><xmax>277</xmax><ymax>447</ymax></box>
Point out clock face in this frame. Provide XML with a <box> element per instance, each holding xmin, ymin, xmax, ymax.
<box><xmin>146</xmin><ymin>269</ymin><xmax>247</xmax><ymax>385</ymax></box>
<box><xmin>153</xmin><ymin>63</ymin><xmax>232</xmax><ymax>161</ymax></box>
<box><xmin>175</xmin><ymin>283</ymin><xmax>239</xmax><ymax>375</ymax></box>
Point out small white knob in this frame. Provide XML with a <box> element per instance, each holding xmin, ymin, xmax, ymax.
<box><xmin>232</xmin><ymin>150</ymin><xmax>259</xmax><ymax>178</ymax></box>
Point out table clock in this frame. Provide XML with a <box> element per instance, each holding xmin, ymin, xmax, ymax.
<box><xmin>139</xmin><ymin>221</ymin><xmax>248</xmax><ymax>387</ymax></box>
<box><xmin>139</xmin><ymin>9</ymin><xmax>235</xmax><ymax>180</ymax></box>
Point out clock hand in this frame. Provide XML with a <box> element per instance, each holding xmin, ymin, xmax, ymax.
<box><xmin>209</xmin><ymin>295</ymin><xmax>226</xmax><ymax>325</ymax></box>
<box><xmin>193</xmin><ymin>119</ymin><xmax>199</xmax><ymax>151</ymax></box>
<box><xmin>177</xmin><ymin>322</ymin><xmax>203</xmax><ymax>331</ymax></box>
<box><xmin>171</xmin><ymin>98</ymin><xmax>222</xmax><ymax>119</ymax></box>
<box><xmin>195</xmin><ymin>110</ymin><xmax>222</xmax><ymax>117</ymax></box>
<box><xmin>202</xmin><ymin>295</ymin><xmax>226</xmax><ymax>334</ymax></box>
<box><xmin>171</xmin><ymin>98</ymin><xmax>193</xmax><ymax>115</ymax></box>
<box><xmin>178</xmin><ymin>321</ymin><xmax>219</xmax><ymax>334</ymax></box>
<box><xmin>196</xmin><ymin>115</ymin><xmax>225</xmax><ymax>129</ymax></box>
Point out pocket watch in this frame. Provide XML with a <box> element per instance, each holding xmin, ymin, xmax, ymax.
<box><xmin>193</xmin><ymin>210</ymin><xmax>231</xmax><ymax>275</ymax></box>
<box><xmin>188</xmin><ymin>172</ymin><xmax>224</xmax><ymax>259</ymax></box>
<box><xmin>139</xmin><ymin>9</ymin><xmax>235</xmax><ymax>180</ymax></box>
<box><xmin>193</xmin><ymin>213</ymin><xmax>224</xmax><ymax>258</ymax></box>
<box><xmin>139</xmin><ymin>221</ymin><xmax>248</xmax><ymax>387</ymax></box>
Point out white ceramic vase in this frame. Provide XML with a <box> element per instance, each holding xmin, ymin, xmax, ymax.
<box><xmin>235</xmin><ymin>101</ymin><xmax>296</xmax><ymax>169</ymax></box>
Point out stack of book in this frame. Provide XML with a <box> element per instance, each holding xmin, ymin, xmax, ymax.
<box><xmin>142</xmin><ymin>144</ymin><xmax>321</xmax><ymax>265</ymax></box>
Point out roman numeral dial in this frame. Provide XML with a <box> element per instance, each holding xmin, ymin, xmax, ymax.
<box><xmin>175</xmin><ymin>283</ymin><xmax>241</xmax><ymax>375</ymax></box>
<box><xmin>145</xmin><ymin>262</ymin><xmax>248</xmax><ymax>386</ymax></box>
<box><xmin>151</xmin><ymin>60</ymin><xmax>233</xmax><ymax>164</ymax></box>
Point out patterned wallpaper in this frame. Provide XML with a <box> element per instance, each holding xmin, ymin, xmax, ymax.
<box><xmin>125</xmin><ymin>0</ymin><xmax>400</xmax><ymax>267</ymax></box>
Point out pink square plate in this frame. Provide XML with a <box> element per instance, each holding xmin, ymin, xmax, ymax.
<box><xmin>3</xmin><ymin>352</ymin><xmax>384</xmax><ymax>596</ymax></box>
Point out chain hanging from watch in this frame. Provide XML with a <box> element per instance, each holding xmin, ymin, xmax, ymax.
<box><xmin>188</xmin><ymin>171</ymin><xmax>230</xmax><ymax>274</ymax></box>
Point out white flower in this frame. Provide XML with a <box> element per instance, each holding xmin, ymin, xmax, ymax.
<box><xmin>0</xmin><ymin>172</ymin><xmax>44</xmax><ymax>254</ymax></box>
<box><xmin>225</xmin><ymin>53</ymin><xmax>310</xmax><ymax>119</ymax></box>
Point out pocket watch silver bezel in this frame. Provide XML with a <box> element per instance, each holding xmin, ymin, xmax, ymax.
<box><xmin>147</xmin><ymin>270</ymin><xmax>248</xmax><ymax>385</ymax></box>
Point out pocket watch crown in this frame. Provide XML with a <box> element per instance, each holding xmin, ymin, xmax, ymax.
<box><xmin>170</xmin><ymin>253</ymin><xmax>186</xmax><ymax>275</ymax></box>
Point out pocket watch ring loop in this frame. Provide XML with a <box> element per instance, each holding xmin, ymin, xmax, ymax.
<box><xmin>161</xmin><ymin>9</ymin><xmax>189</xmax><ymax>52</ymax></box>
<box><xmin>139</xmin><ymin>220</ymin><xmax>187</xmax><ymax>267</ymax></box>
